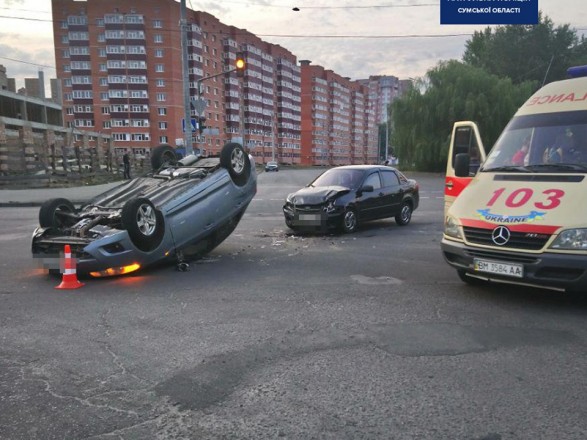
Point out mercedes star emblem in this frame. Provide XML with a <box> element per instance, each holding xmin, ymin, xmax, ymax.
<box><xmin>491</xmin><ymin>226</ymin><xmax>511</xmax><ymax>246</ymax></box>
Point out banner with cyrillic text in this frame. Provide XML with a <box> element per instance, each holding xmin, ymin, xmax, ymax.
<box><xmin>441</xmin><ymin>0</ymin><xmax>539</xmax><ymax>25</ymax></box>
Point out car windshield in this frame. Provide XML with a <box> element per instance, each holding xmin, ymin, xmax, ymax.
<box><xmin>310</xmin><ymin>169</ymin><xmax>364</xmax><ymax>189</ymax></box>
<box><xmin>482</xmin><ymin>110</ymin><xmax>587</xmax><ymax>173</ymax></box>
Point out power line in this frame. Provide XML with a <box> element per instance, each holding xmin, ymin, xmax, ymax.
<box><xmin>0</xmin><ymin>55</ymin><xmax>54</xmax><ymax>70</ymax></box>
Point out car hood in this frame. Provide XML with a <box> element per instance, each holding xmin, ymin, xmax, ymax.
<box><xmin>289</xmin><ymin>185</ymin><xmax>350</xmax><ymax>204</ymax></box>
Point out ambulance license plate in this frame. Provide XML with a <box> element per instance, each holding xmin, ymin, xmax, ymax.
<box><xmin>474</xmin><ymin>258</ymin><xmax>523</xmax><ymax>278</ymax></box>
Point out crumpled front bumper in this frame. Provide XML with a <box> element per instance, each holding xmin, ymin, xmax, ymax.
<box><xmin>282</xmin><ymin>203</ymin><xmax>343</xmax><ymax>232</ymax></box>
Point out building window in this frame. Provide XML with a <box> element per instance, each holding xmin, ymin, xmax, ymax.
<box><xmin>156</xmin><ymin>93</ymin><xmax>166</xmax><ymax>102</ymax></box>
<box><xmin>156</xmin><ymin>79</ymin><xmax>165</xmax><ymax>87</ymax></box>
<box><xmin>98</xmin><ymin>33</ymin><xmax>105</xmax><ymax>43</ymax></box>
<box><xmin>99</xmin><ymin>48</ymin><xmax>106</xmax><ymax>57</ymax></box>
<box><xmin>99</xmin><ymin>64</ymin><xmax>107</xmax><ymax>72</ymax></box>
<box><xmin>96</xmin><ymin>18</ymin><xmax>104</xmax><ymax>27</ymax></box>
<box><xmin>153</xmin><ymin>19</ymin><xmax>162</xmax><ymax>28</ymax></box>
<box><xmin>159</xmin><ymin>122</ymin><xmax>167</xmax><ymax>129</ymax></box>
<box><xmin>155</xmin><ymin>49</ymin><xmax>164</xmax><ymax>57</ymax></box>
<box><xmin>154</xmin><ymin>34</ymin><xmax>163</xmax><ymax>43</ymax></box>
<box><xmin>100</xmin><ymin>92</ymin><xmax>109</xmax><ymax>101</ymax></box>
<box><xmin>68</xmin><ymin>31</ymin><xmax>89</xmax><ymax>41</ymax></box>
<box><xmin>155</xmin><ymin>64</ymin><xmax>164</xmax><ymax>72</ymax></box>
<box><xmin>159</xmin><ymin>136</ymin><xmax>168</xmax><ymax>143</ymax></box>
<box><xmin>158</xmin><ymin>107</ymin><xmax>167</xmax><ymax>115</ymax></box>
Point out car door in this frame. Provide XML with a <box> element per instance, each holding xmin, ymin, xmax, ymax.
<box><xmin>379</xmin><ymin>169</ymin><xmax>402</xmax><ymax>218</ymax></box>
<box><xmin>356</xmin><ymin>171</ymin><xmax>383</xmax><ymax>220</ymax></box>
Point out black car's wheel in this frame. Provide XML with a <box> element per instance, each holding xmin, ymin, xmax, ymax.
<box><xmin>457</xmin><ymin>270</ymin><xmax>486</xmax><ymax>286</ymax></box>
<box><xmin>395</xmin><ymin>201</ymin><xmax>413</xmax><ymax>226</ymax></box>
<box><xmin>220</xmin><ymin>142</ymin><xmax>251</xmax><ymax>186</ymax></box>
<box><xmin>151</xmin><ymin>144</ymin><xmax>178</xmax><ymax>170</ymax></box>
<box><xmin>39</xmin><ymin>198</ymin><xmax>77</xmax><ymax>228</ymax></box>
<box><xmin>341</xmin><ymin>208</ymin><xmax>358</xmax><ymax>234</ymax></box>
<box><xmin>121</xmin><ymin>198</ymin><xmax>165</xmax><ymax>252</ymax></box>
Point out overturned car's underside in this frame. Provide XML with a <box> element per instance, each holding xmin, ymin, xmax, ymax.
<box><xmin>32</xmin><ymin>143</ymin><xmax>257</xmax><ymax>277</ymax></box>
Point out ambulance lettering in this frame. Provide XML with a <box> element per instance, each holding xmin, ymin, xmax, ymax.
<box><xmin>476</xmin><ymin>209</ymin><xmax>545</xmax><ymax>224</ymax></box>
<box><xmin>526</xmin><ymin>92</ymin><xmax>587</xmax><ymax>106</ymax></box>
<box><xmin>475</xmin><ymin>187</ymin><xmax>566</xmax><ymax>224</ymax></box>
<box><xmin>486</xmin><ymin>187</ymin><xmax>565</xmax><ymax>210</ymax></box>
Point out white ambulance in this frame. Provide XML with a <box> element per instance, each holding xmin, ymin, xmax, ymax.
<box><xmin>442</xmin><ymin>66</ymin><xmax>587</xmax><ymax>292</ymax></box>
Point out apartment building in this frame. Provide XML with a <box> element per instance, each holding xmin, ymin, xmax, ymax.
<box><xmin>51</xmin><ymin>0</ymin><xmax>301</xmax><ymax>163</ymax></box>
<box><xmin>299</xmin><ymin>60</ymin><xmax>377</xmax><ymax>166</ymax></box>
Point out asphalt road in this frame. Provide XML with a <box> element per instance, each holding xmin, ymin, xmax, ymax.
<box><xmin>0</xmin><ymin>169</ymin><xmax>586</xmax><ymax>439</ymax></box>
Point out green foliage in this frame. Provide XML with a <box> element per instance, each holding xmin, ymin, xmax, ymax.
<box><xmin>463</xmin><ymin>13</ymin><xmax>586</xmax><ymax>84</ymax></box>
<box><xmin>390</xmin><ymin>13</ymin><xmax>586</xmax><ymax>172</ymax></box>
<box><xmin>391</xmin><ymin>61</ymin><xmax>537</xmax><ymax>171</ymax></box>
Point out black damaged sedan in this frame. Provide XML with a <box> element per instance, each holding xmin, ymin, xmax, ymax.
<box><xmin>283</xmin><ymin>165</ymin><xmax>419</xmax><ymax>233</ymax></box>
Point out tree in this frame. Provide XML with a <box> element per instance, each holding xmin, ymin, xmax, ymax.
<box><xmin>391</xmin><ymin>61</ymin><xmax>536</xmax><ymax>171</ymax></box>
<box><xmin>463</xmin><ymin>13</ymin><xmax>586</xmax><ymax>84</ymax></box>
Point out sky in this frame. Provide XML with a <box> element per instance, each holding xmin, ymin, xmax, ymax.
<box><xmin>0</xmin><ymin>0</ymin><xmax>586</xmax><ymax>95</ymax></box>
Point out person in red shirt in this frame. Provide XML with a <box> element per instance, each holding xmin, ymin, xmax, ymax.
<box><xmin>512</xmin><ymin>136</ymin><xmax>530</xmax><ymax>165</ymax></box>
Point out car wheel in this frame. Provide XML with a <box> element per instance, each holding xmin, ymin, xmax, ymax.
<box><xmin>395</xmin><ymin>202</ymin><xmax>413</xmax><ymax>226</ymax></box>
<box><xmin>39</xmin><ymin>198</ymin><xmax>77</xmax><ymax>228</ymax></box>
<box><xmin>121</xmin><ymin>198</ymin><xmax>165</xmax><ymax>252</ymax></box>
<box><xmin>151</xmin><ymin>144</ymin><xmax>178</xmax><ymax>170</ymax></box>
<box><xmin>220</xmin><ymin>142</ymin><xmax>251</xmax><ymax>186</ymax></box>
<box><xmin>457</xmin><ymin>270</ymin><xmax>486</xmax><ymax>286</ymax></box>
<box><xmin>341</xmin><ymin>208</ymin><xmax>358</xmax><ymax>233</ymax></box>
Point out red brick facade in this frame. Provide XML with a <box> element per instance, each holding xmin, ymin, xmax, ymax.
<box><xmin>51</xmin><ymin>0</ymin><xmax>380</xmax><ymax>166</ymax></box>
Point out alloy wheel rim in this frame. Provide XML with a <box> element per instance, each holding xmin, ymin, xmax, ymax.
<box><xmin>231</xmin><ymin>149</ymin><xmax>245</xmax><ymax>174</ymax></box>
<box><xmin>401</xmin><ymin>205</ymin><xmax>411</xmax><ymax>223</ymax></box>
<box><xmin>345</xmin><ymin>211</ymin><xmax>356</xmax><ymax>230</ymax></box>
<box><xmin>137</xmin><ymin>204</ymin><xmax>157</xmax><ymax>236</ymax></box>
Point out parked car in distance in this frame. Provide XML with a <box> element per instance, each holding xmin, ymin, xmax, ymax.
<box><xmin>265</xmin><ymin>161</ymin><xmax>279</xmax><ymax>172</ymax></box>
<box><xmin>32</xmin><ymin>142</ymin><xmax>256</xmax><ymax>277</ymax></box>
<box><xmin>283</xmin><ymin>165</ymin><xmax>419</xmax><ymax>233</ymax></box>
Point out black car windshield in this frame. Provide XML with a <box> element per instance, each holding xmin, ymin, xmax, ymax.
<box><xmin>310</xmin><ymin>169</ymin><xmax>364</xmax><ymax>189</ymax></box>
<box><xmin>482</xmin><ymin>110</ymin><xmax>587</xmax><ymax>173</ymax></box>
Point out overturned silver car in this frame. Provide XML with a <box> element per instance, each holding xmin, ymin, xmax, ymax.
<box><xmin>32</xmin><ymin>142</ymin><xmax>256</xmax><ymax>277</ymax></box>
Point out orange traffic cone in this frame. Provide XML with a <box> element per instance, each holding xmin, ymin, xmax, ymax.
<box><xmin>55</xmin><ymin>244</ymin><xmax>84</xmax><ymax>289</ymax></box>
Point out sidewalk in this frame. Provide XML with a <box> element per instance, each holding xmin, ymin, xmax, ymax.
<box><xmin>0</xmin><ymin>181</ymin><xmax>126</xmax><ymax>207</ymax></box>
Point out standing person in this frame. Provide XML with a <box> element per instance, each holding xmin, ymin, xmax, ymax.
<box><xmin>123</xmin><ymin>150</ymin><xmax>131</xmax><ymax>179</ymax></box>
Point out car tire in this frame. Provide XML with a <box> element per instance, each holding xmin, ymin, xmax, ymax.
<box><xmin>39</xmin><ymin>198</ymin><xmax>77</xmax><ymax>228</ymax></box>
<box><xmin>395</xmin><ymin>201</ymin><xmax>413</xmax><ymax>226</ymax></box>
<box><xmin>220</xmin><ymin>142</ymin><xmax>251</xmax><ymax>186</ymax></box>
<box><xmin>121</xmin><ymin>198</ymin><xmax>165</xmax><ymax>252</ymax></box>
<box><xmin>457</xmin><ymin>270</ymin><xmax>485</xmax><ymax>286</ymax></box>
<box><xmin>341</xmin><ymin>208</ymin><xmax>358</xmax><ymax>234</ymax></box>
<box><xmin>151</xmin><ymin>144</ymin><xmax>178</xmax><ymax>170</ymax></box>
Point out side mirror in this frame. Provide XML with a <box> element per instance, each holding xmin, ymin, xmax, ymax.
<box><xmin>454</xmin><ymin>153</ymin><xmax>471</xmax><ymax>177</ymax></box>
<box><xmin>358</xmin><ymin>184</ymin><xmax>374</xmax><ymax>196</ymax></box>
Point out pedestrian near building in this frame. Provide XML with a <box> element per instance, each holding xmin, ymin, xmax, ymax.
<box><xmin>123</xmin><ymin>150</ymin><xmax>131</xmax><ymax>179</ymax></box>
